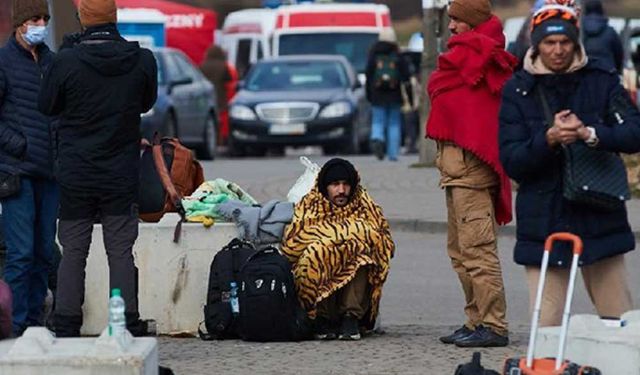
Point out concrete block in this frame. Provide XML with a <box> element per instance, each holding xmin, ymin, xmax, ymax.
<box><xmin>535</xmin><ymin>310</ymin><xmax>640</xmax><ymax>374</ymax></box>
<box><xmin>81</xmin><ymin>214</ymin><xmax>239</xmax><ymax>336</ymax></box>
<box><xmin>0</xmin><ymin>327</ymin><xmax>158</xmax><ymax>375</ymax></box>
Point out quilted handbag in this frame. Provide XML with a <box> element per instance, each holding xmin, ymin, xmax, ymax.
<box><xmin>562</xmin><ymin>142</ymin><xmax>629</xmax><ymax>210</ymax></box>
<box><xmin>537</xmin><ymin>87</ymin><xmax>630</xmax><ymax>211</ymax></box>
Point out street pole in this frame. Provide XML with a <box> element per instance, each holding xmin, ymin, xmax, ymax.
<box><xmin>418</xmin><ymin>0</ymin><xmax>449</xmax><ymax>166</ymax></box>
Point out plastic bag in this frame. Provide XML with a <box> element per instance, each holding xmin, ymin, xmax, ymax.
<box><xmin>287</xmin><ymin>156</ymin><xmax>320</xmax><ymax>203</ymax></box>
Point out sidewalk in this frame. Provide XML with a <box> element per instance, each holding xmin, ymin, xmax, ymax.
<box><xmin>236</xmin><ymin>155</ymin><xmax>640</xmax><ymax>236</ymax></box>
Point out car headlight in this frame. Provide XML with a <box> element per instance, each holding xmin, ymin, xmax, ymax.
<box><xmin>141</xmin><ymin>108</ymin><xmax>155</xmax><ymax>118</ymax></box>
<box><xmin>319</xmin><ymin>102</ymin><xmax>351</xmax><ymax>119</ymax></box>
<box><xmin>230</xmin><ymin>105</ymin><xmax>257</xmax><ymax>121</ymax></box>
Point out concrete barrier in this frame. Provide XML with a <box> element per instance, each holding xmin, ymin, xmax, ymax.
<box><xmin>0</xmin><ymin>327</ymin><xmax>158</xmax><ymax>375</ymax></box>
<box><xmin>81</xmin><ymin>214</ymin><xmax>239</xmax><ymax>336</ymax></box>
<box><xmin>535</xmin><ymin>310</ymin><xmax>640</xmax><ymax>374</ymax></box>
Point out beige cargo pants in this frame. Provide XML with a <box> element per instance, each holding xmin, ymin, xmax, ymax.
<box><xmin>438</xmin><ymin>143</ymin><xmax>508</xmax><ymax>336</ymax></box>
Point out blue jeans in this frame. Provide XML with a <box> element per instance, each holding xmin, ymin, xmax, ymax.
<box><xmin>370</xmin><ymin>105</ymin><xmax>402</xmax><ymax>160</ymax></box>
<box><xmin>2</xmin><ymin>177</ymin><xmax>59</xmax><ymax>334</ymax></box>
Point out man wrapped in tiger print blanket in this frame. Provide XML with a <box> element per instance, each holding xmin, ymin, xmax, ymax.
<box><xmin>281</xmin><ymin>158</ymin><xmax>395</xmax><ymax>337</ymax></box>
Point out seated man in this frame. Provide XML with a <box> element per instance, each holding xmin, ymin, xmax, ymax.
<box><xmin>281</xmin><ymin>158</ymin><xmax>395</xmax><ymax>341</ymax></box>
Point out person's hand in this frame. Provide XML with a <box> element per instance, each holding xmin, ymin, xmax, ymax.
<box><xmin>546</xmin><ymin>110</ymin><xmax>586</xmax><ymax>146</ymax></box>
<box><xmin>565</xmin><ymin>113</ymin><xmax>591</xmax><ymax>141</ymax></box>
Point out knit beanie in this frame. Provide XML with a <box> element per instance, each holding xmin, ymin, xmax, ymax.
<box><xmin>78</xmin><ymin>0</ymin><xmax>117</xmax><ymax>27</ymax></box>
<box><xmin>12</xmin><ymin>0</ymin><xmax>50</xmax><ymax>28</ymax></box>
<box><xmin>584</xmin><ymin>0</ymin><xmax>604</xmax><ymax>15</ymax></box>
<box><xmin>318</xmin><ymin>158</ymin><xmax>358</xmax><ymax>199</ymax></box>
<box><xmin>448</xmin><ymin>0</ymin><xmax>491</xmax><ymax>28</ymax></box>
<box><xmin>530</xmin><ymin>4</ymin><xmax>580</xmax><ymax>49</ymax></box>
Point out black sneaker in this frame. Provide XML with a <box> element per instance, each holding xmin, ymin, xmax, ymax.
<box><xmin>371</xmin><ymin>140</ymin><xmax>385</xmax><ymax>161</ymax></box>
<box><xmin>338</xmin><ymin>314</ymin><xmax>361</xmax><ymax>341</ymax></box>
<box><xmin>439</xmin><ymin>325</ymin><xmax>474</xmax><ymax>344</ymax></box>
<box><xmin>454</xmin><ymin>325</ymin><xmax>508</xmax><ymax>348</ymax></box>
<box><xmin>313</xmin><ymin>317</ymin><xmax>337</xmax><ymax>340</ymax></box>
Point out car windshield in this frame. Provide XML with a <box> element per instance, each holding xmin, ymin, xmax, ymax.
<box><xmin>278</xmin><ymin>33</ymin><xmax>378</xmax><ymax>73</ymax></box>
<box><xmin>245</xmin><ymin>61</ymin><xmax>349</xmax><ymax>91</ymax></box>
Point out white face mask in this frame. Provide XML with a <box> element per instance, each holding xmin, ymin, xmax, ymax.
<box><xmin>23</xmin><ymin>25</ymin><xmax>48</xmax><ymax>46</ymax></box>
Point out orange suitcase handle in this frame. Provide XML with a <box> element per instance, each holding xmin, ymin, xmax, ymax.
<box><xmin>544</xmin><ymin>232</ymin><xmax>583</xmax><ymax>256</ymax></box>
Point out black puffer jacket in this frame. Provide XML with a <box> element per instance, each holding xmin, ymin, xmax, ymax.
<box><xmin>582</xmin><ymin>14</ymin><xmax>624</xmax><ymax>73</ymax></box>
<box><xmin>0</xmin><ymin>35</ymin><xmax>55</xmax><ymax>178</ymax></box>
<box><xmin>365</xmin><ymin>41</ymin><xmax>410</xmax><ymax>106</ymax></box>
<box><xmin>39</xmin><ymin>24</ymin><xmax>157</xmax><ymax>193</ymax></box>
<box><xmin>499</xmin><ymin>60</ymin><xmax>640</xmax><ymax>267</ymax></box>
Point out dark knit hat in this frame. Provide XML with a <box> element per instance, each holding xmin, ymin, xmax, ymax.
<box><xmin>584</xmin><ymin>0</ymin><xmax>604</xmax><ymax>15</ymax></box>
<box><xmin>530</xmin><ymin>5</ymin><xmax>580</xmax><ymax>49</ymax></box>
<box><xmin>448</xmin><ymin>0</ymin><xmax>491</xmax><ymax>28</ymax></box>
<box><xmin>12</xmin><ymin>0</ymin><xmax>50</xmax><ymax>28</ymax></box>
<box><xmin>317</xmin><ymin>158</ymin><xmax>358</xmax><ymax>199</ymax></box>
<box><xmin>78</xmin><ymin>0</ymin><xmax>117</xmax><ymax>27</ymax></box>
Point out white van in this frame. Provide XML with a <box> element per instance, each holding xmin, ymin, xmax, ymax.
<box><xmin>220</xmin><ymin>8</ymin><xmax>277</xmax><ymax>78</ymax></box>
<box><xmin>272</xmin><ymin>3</ymin><xmax>395</xmax><ymax>74</ymax></box>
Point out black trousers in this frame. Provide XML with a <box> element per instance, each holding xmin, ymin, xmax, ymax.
<box><xmin>54</xmin><ymin>187</ymin><xmax>139</xmax><ymax>332</ymax></box>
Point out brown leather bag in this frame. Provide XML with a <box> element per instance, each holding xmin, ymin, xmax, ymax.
<box><xmin>139</xmin><ymin>137</ymin><xmax>204</xmax><ymax>226</ymax></box>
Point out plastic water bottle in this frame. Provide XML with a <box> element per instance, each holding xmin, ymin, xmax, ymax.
<box><xmin>108</xmin><ymin>288</ymin><xmax>126</xmax><ymax>338</ymax></box>
<box><xmin>229</xmin><ymin>282</ymin><xmax>240</xmax><ymax>315</ymax></box>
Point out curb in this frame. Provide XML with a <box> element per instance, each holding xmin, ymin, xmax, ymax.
<box><xmin>388</xmin><ymin>218</ymin><xmax>640</xmax><ymax>239</ymax></box>
<box><xmin>388</xmin><ymin>218</ymin><xmax>515</xmax><ymax>237</ymax></box>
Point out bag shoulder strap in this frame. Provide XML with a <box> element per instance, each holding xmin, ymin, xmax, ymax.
<box><xmin>151</xmin><ymin>135</ymin><xmax>186</xmax><ymax>243</ymax></box>
<box><xmin>535</xmin><ymin>85</ymin><xmax>554</xmax><ymax>129</ymax></box>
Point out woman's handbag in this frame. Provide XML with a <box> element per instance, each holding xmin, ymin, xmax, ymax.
<box><xmin>0</xmin><ymin>172</ymin><xmax>20</xmax><ymax>199</ymax></box>
<box><xmin>537</xmin><ymin>87</ymin><xmax>630</xmax><ymax>211</ymax></box>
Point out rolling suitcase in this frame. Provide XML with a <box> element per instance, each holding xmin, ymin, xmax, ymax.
<box><xmin>503</xmin><ymin>232</ymin><xmax>601</xmax><ymax>375</ymax></box>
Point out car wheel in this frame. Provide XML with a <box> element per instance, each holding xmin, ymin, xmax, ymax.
<box><xmin>196</xmin><ymin>115</ymin><xmax>216</xmax><ymax>160</ymax></box>
<box><xmin>162</xmin><ymin>113</ymin><xmax>177</xmax><ymax>138</ymax></box>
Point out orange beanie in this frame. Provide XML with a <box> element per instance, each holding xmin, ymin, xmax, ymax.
<box><xmin>448</xmin><ymin>0</ymin><xmax>491</xmax><ymax>28</ymax></box>
<box><xmin>78</xmin><ymin>0</ymin><xmax>117</xmax><ymax>27</ymax></box>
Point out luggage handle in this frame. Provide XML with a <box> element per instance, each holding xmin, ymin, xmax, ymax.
<box><xmin>526</xmin><ymin>232</ymin><xmax>583</xmax><ymax>370</ymax></box>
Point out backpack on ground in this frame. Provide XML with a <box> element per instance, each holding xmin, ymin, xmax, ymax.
<box><xmin>139</xmin><ymin>137</ymin><xmax>204</xmax><ymax>240</ymax></box>
<box><xmin>237</xmin><ymin>246</ymin><xmax>311</xmax><ymax>342</ymax></box>
<box><xmin>373</xmin><ymin>54</ymin><xmax>400</xmax><ymax>91</ymax></box>
<box><xmin>199</xmin><ymin>238</ymin><xmax>257</xmax><ymax>340</ymax></box>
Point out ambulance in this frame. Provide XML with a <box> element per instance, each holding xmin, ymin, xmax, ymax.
<box><xmin>272</xmin><ymin>3</ymin><xmax>395</xmax><ymax>75</ymax></box>
<box><xmin>220</xmin><ymin>8</ymin><xmax>278</xmax><ymax>78</ymax></box>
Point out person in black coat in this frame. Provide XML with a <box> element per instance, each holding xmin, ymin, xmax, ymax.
<box><xmin>582</xmin><ymin>0</ymin><xmax>624</xmax><ymax>74</ymax></box>
<box><xmin>38</xmin><ymin>0</ymin><xmax>157</xmax><ymax>337</ymax></box>
<box><xmin>499</xmin><ymin>4</ymin><xmax>640</xmax><ymax>327</ymax></box>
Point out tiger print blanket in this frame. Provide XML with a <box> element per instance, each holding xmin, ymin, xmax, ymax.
<box><xmin>281</xmin><ymin>182</ymin><xmax>395</xmax><ymax>324</ymax></box>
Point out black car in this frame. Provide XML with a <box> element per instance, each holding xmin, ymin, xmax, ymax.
<box><xmin>141</xmin><ymin>48</ymin><xmax>218</xmax><ymax>160</ymax></box>
<box><xmin>228</xmin><ymin>55</ymin><xmax>370</xmax><ymax>156</ymax></box>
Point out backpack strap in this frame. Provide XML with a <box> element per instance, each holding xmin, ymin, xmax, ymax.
<box><xmin>152</xmin><ymin>133</ymin><xmax>186</xmax><ymax>243</ymax></box>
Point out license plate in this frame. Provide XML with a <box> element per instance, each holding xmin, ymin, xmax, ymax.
<box><xmin>269</xmin><ymin>123</ymin><xmax>306</xmax><ymax>135</ymax></box>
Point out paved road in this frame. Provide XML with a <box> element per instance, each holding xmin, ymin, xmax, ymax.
<box><xmin>158</xmin><ymin>231</ymin><xmax>640</xmax><ymax>374</ymax></box>
<box><xmin>200</xmin><ymin>153</ymin><xmax>640</xmax><ymax>235</ymax></box>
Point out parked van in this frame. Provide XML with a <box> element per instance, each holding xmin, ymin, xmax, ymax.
<box><xmin>272</xmin><ymin>3</ymin><xmax>395</xmax><ymax>74</ymax></box>
<box><xmin>220</xmin><ymin>8</ymin><xmax>277</xmax><ymax>78</ymax></box>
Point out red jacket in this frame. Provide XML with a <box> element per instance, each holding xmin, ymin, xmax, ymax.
<box><xmin>427</xmin><ymin>15</ymin><xmax>517</xmax><ymax>225</ymax></box>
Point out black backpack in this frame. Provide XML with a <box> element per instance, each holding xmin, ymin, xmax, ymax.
<box><xmin>237</xmin><ymin>246</ymin><xmax>311</xmax><ymax>342</ymax></box>
<box><xmin>373</xmin><ymin>53</ymin><xmax>400</xmax><ymax>91</ymax></box>
<box><xmin>199</xmin><ymin>238</ymin><xmax>257</xmax><ymax>340</ymax></box>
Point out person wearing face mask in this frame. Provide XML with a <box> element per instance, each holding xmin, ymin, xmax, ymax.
<box><xmin>281</xmin><ymin>158</ymin><xmax>395</xmax><ymax>341</ymax></box>
<box><xmin>0</xmin><ymin>0</ymin><xmax>58</xmax><ymax>337</ymax></box>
